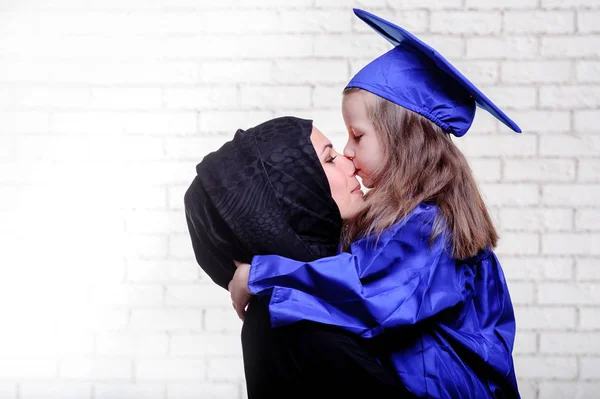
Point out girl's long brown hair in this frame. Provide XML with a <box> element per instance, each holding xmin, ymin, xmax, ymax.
<box><xmin>342</xmin><ymin>88</ymin><xmax>498</xmax><ymax>259</ymax></box>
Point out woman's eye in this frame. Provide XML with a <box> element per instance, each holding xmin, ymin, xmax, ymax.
<box><xmin>325</xmin><ymin>155</ymin><xmax>337</xmax><ymax>164</ymax></box>
<box><xmin>354</xmin><ymin>135</ymin><xmax>363</xmax><ymax>142</ymax></box>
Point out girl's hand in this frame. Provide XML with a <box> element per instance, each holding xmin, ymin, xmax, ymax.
<box><xmin>229</xmin><ymin>260</ymin><xmax>252</xmax><ymax>320</ymax></box>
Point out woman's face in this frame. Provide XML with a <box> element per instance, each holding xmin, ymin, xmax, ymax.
<box><xmin>310</xmin><ymin>126</ymin><xmax>366</xmax><ymax>220</ymax></box>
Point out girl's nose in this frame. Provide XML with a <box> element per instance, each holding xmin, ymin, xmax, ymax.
<box><xmin>343</xmin><ymin>143</ymin><xmax>355</xmax><ymax>160</ymax></box>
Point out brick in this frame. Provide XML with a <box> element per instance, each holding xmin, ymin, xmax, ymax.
<box><xmin>161</xmin><ymin>11</ymin><xmax>279</xmax><ymax>34</ymax></box>
<box><xmin>117</xmin><ymin>162</ymin><xmax>197</xmax><ymax>186</ymax></box>
<box><xmin>469</xmin><ymin>158</ymin><xmax>502</xmax><ymax>182</ymax></box>
<box><xmin>514</xmin><ymin>306</ymin><xmax>577</xmax><ymax>329</ymax></box>
<box><xmin>540</xmin><ymin>86</ymin><xmax>600</xmax><ymax>109</ymax></box>
<box><xmin>126</xmin><ymin>260</ymin><xmax>200</xmax><ymax>283</ymax></box>
<box><xmin>454</xmin><ymin>135</ymin><xmax>537</xmax><ymax>157</ymax></box>
<box><xmin>543</xmin><ymin>233</ymin><xmax>600</xmax><ymax>255</ymax></box>
<box><xmin>502</xmin><ymin>61</ymin><xmax>572</xmax><ymax>84</ymax></box>
<box><xmin>479</xmin><ymin>184</ymin><xmax>540</xmax><ymax>206</ymax></box>
<box><xmin>543</xmin><ymin>184</ymin><xmax>600</xmax><ymax>206</ymax></box>
<box><xmin>313</xmin><ymin>86</ymin><xmax>343</xmax><ymax>109</ymax></box>
<box><xmin>0</xmin><ymin>358</ymin><xmax>56</xmax><ymax>379</ymax></box>
<box><xmin>581</xmin><ymin>357</ymin><xmax>600</xmax><ymax>379</ymax></box>
<box><xmin>115</xmin><ymin>186</ymin><xmax>166</xmax><ymax>210</ymax></box>
<box><xmin>136</xmin><ymin>358</ymin><xmax>206</xmax><ymax>380</ymax></box>
<box><xmin>513</xmin><ymin>110</ymin><xmax>571</xmax><ymax>133</ymax></box>
<box><xmin>500</xmin><ymin>208</ymin><xmax>573</xmax><ymax>232</ymax></box>
<box><xmin>90</xmin><ymin>136</ymin><xmax>166</xmax><ymax>162</ymax></box>
<box><xmin>480</xmin><ymin>86</ymin><xmax>537</xmax><ymax>109</ymax></box>
<box><xmin>504</xmin><ymin>159</ymin><xmax>576</xmax><ymax>182</ymax></box>
<box><xmin>204</xmin><ymin>309</ymin><xmax>243</xmax><ymax>332</ymax></box>
<box><xmin>72</xmin><ymin>308</ymin><xmax>129</xmax><ymax>331</ymax></box>
<box><xmin>576</xmin><ymin>209</ymin><xmax>600</xmax><ymax>230</ymax></box>
<box><xmin>200</xmin><ymin>61</ymin><xmax>272</xmax><ymax>84</ymax></box>
<box><xmin>542</xmin><ymin>36</ymin><xmax>600</xmax><ymax>58</ymax></box>
<box><xmin>454</xmin><ymin>61</ymin><xmax>499</xmax><ymax>85</ymax></box>
<box><xmin>577</xmin><ymin>61</ymin><xmax>600</xmax><ymax>82</ymax></box>
<box><xmin>45</xmin><ymin>62</ymin><xmax>200</xmax><ymax>85</ymax></box>
<box><xmin>514</xmin><ymin>355</ymin><xmax>577</xmax><ymax>379</ymax></box>
<box><xmin>0</xmin><ymin>111</ymin><xmax>49</xmax><ymax>134</ymax></box>
<box><xmin>539</xmin><ymin>282</ymin><xmax>600</xmax><ymax>304</ymax></box>
<box><xmin>505</xmin><ymin>11</ymin><xmax>575</xmax><ymax>33</ymax></box>
<box><xmin>59</xmin><ymin>358</ymin><xmax>131</xmax><ymax>379</ymax></box>
<box><xmin>165</xmin><ymin>284</ymin><xmax>230</xmax><ymax>307</ymax></box>
<box><xmin>542</xmin><ymin>0</ymin><xmax>600</xmax><ymax>8</ymax></box>
<box><xmin>431</xmin><ymin>12</ymin><xmax>501</xmax><ymax>34</ymax></box>
<box><xmin>0</xmin><ymin>384</ymin><xmax>16</xmax><ymax>399</ymax></box>
<box><xmin>91</xmin><ymin>284</ymin><xmax>163</xmax><ymax>307</ymax></box>
<box><xmin>168</xmin><ymin>185</ymin><xmax>188</xmax><ymax>210</ymax></box>
<box><xmin>167</xmin><ymin>383</ymin><xmax>239</xmax><ymax>399</ymax></box>
<box><xmin>19</xmin><ymin>383</ymin><xmax>91</xmax><ymax>399</ymax></box>
<box><xmin>13</xmin><ymin>87</ymin><xmax>89</xmax><ymax>109</ymax></box>
<box><xmin>580</xmin><ymin>307</ymin><xmax>600</xmax><ymax>329</ymax></box>
<box><xmin>170</xmin><ymin>334</ymin><xmax>241</xmax><ymax>356</ymax></box>
<box><xmin>89</xmin><ymin>88</ymin><xmax>162</xmax><ymax>110</ymax></box>
<box><xmin>14</xmin><ymin>135</ymin><xmax>91</xmax><ymax>162</ymax></box>
<box><xmin>466</xmin><ymin>37</ymin><xmax>538</xmax><ymax>59</ymax></box>
<box><xmin>169</xmin><ymin>232</ymin><xmax>197</xmax><ymax>259</ymax></box>
<box><xmin>579</xmin><ymin>11</ymin><xmax>600</xmax><ymax>33</ymax></box>
<box><xmin>580</xmin><ymin>159</ymin><xmax>600</xmax><ymax>182</ymax></box>
<box><xmin>274</xmin><ymin>60</ymin><xmax>348</xmax><ymax>84</ymax></box>
<box><xmin>129</xmin><ymin>309</ymin><xmax>203</xmax><ymax>331</ymax></box>
<box><xmin>0</xmin><ymin>136</ymin><xmax>14</xmax><ymax>161</ymax></box>
<box><xmin>515</xmin><ymin>380</ymin><xmax>538</xmax><ymax>399</ymax></box>
<box><xmin>542</xmin><ymin>135</ymin><xmax>600</xmax><ymax>156</ymax></box>
<box><xmin>206</xmin><ymin>358</ymin><xmax>245</xmax><ymax>381</ymax></box>
<box><xmin>94</xmin><ymin>383</ymin><xmax>165</xmax><ymax>399</ymax></box>
<box><xmin>317</xmin><ymin>0</ymin><xmax>386</xmax><ymax>6</ymax></box>
<box><xmin>574</xmin><ymin>110</ymin><xmax>600</xmax><ymax>132</ymax></box>
<box><xmin>0</xmin><ymin>332</ymin><xmax>93</xmax><ymax>356</ymax></box>
<box><xmin>500</xmin><ymin>256</ymin><xmax>574</xmax><ymax>281</ymax></box>
<box><xmin>495</xmin><ymin>232</ymin><xmax>539</xmax><ymax>255</ymax></box>
<box><xmin>315</xmin><ymin>34</ymin><xmax>392</xmax><ymax>58</ymax></box>
<box><xmin>513</xmin><ymin>331</ymin><xmax>537</xmax><ymax>354</ymax></box>
<box><xmin>125</xmin><ymin>210</ymin><xmax>187</xmax><ymax>234</ymax></box>
<box><xmin>466</xmin><ymin>0</ymin><xmax>538</xmax><ymax>8</ymax></box>
<box><xmin>0</xmin><ymin>61</ymin><xmax>52</xmax><ymax>82</ymax></box>
<box><xmin>541</xmin><ymin>332</ymin><xmax>600</xmax><ymax>354</ymax></box>
<box><xmin>240</xmin><ymin>86</ymin><xmax>312</xmax><ymax>109</ymax></box>
<box><xmin>199</xmin><ymin>111</ymin><xmax>273</xmax><ymax>134</ymax></box>
<box><xmin>51</xmin><ymin>112</ymin><xmax>197</xmax><ymax>135</ymax></box>
<box><xmin>96</xmin><ymin>333</ymin><xmax>169</xmax><ymax>356</ymax></box>
<box><xmin>539</xmin><ymin>382</ymin><xmax>600</xmax><ymax>399</ymax></box>
<box><xmin>164</xmin><ymin>87</ymin><xmax>237</xmax><ymax>110</ymax></box>
<box><xmin>505</xmin><ymin>281</ymin><xmax>535</xmax><ymax>304</ymax></box>
<box><xmin>419</xmin><ymin>35</ymin><xmax>465</xmax><ymax>58</ymax></box>
<box><xmin>279</xmin><ymin>10</ymin><xmax>351</xmax><ymax>33</ymax></box>
<box><xmin>577</xmin><ymin>258</ymin><xmax>600</xmax><ymax>281</ymax></box>
<box><xmin>352</xmin><ymin>10</ymin><xmax>428</xmax><ymax>33</ymax></box>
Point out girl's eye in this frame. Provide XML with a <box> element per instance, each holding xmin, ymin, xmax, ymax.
<box><xmin>354</xmin><ymin>135</ymin><xmax>363</xmax><ymax>142</ymax></box>
<box><xmin>325</xmin><ymin>155</ymin><xmax>337</xmax><ymax>164</ymax></box>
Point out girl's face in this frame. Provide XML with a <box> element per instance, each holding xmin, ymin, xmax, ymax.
<box><xmin>310</xmin><ymin>126</ymin><xmax>366</xmax><ymax>220</ymax></box>
<box><xmin>341</xmin><ymin>90</ymin><xmax>384</xmax><ymax>189</ymax></box>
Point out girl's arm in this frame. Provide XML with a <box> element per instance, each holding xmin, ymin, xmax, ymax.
<box><xmin>248</xmin><ymin>205</ymin><xmax>469</xmax><ymax>337</ymax></box>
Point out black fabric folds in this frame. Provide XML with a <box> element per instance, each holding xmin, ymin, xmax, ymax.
<box><xmin>184</xmin><ymin>116</ymin><xmax>342</xmax><ymax>289</ymax></box>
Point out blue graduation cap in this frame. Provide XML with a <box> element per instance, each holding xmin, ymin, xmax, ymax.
<box><xmin>346</xmin><ymin>8</ymin><xmax>522</xmax><ymax>137</ymax></box>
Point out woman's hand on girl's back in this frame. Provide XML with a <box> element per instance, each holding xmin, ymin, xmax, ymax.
<box><xmin>229</xmin><ymin>260</ymin><xmax>252</xmax><ymax>320</ymax></box>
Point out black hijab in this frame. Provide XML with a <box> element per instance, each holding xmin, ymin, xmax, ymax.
<box><xmin>184</xmin><ymin>116</ymin><xmax>342</xmax><ymax>289</ymax></box>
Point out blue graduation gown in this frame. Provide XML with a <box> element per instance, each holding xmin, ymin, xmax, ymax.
<box><xmin>248</xmin><ymin>203</ymin><xmax>520</xmax><ymax>399</ymax></box>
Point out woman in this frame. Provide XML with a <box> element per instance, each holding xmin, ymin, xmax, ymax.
<box><xmin>184</xmin><ymin>116</ymin><xmax>414</xmax><ymax>399</ymax></box>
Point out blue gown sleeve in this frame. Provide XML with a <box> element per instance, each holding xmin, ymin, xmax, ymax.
<box><xmin>248</xmin><ymin>204</ymin><xmax>468</xmax><ymax>338</ymax></box>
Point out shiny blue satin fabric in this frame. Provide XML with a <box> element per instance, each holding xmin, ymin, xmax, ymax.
<box><xmin>248</xmin><ymin>203</ymin><xmax>520</xmax><ymax>399</ymax></box>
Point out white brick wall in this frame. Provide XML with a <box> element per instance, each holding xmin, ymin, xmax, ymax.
<box><xmin>0</xmin><ymin>1</ymin><xmax>598</xmax><ymax>398</ymax></box>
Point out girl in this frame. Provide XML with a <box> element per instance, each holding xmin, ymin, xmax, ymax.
<box><xmin>229</xmin><ymin>8</ymin><xmax>522</xmax><ymax>399</ymax></box>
